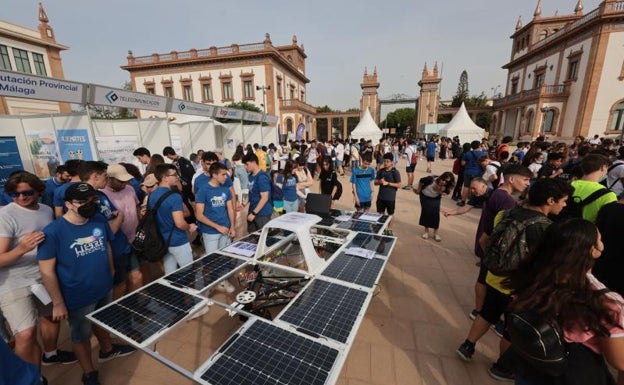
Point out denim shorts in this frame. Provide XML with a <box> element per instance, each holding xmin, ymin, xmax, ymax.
<box><xmin>68</xmin><ymin>292</ymin><xmax>112</xmax><ymax>343</ymax></box>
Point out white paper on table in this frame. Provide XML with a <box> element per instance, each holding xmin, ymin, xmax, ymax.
<box><xmin>222</xmin><ymin>241</ymin><xmax>257</xmax><ymax>257</ymax></box>
<box><xmin>358</xmin><ymin>213</ymin><xmax>382</xmax><ymax>222</ymax></box>
<box><xmin>335</xmin><ymin>215</ymin><xmax>352</xmax><ymax>222</ymax></box>
<box><xmin>345</xmin><ymin>247</ymin><xmax>376</xmax><ymax>259</ymax></box>
<box><xmin>30</xmin><ymin>283</ymin><xmax>52</xmax><ymax>305</ymax></box>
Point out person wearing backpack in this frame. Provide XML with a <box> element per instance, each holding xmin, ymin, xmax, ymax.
<box><xmin>319</xmin><ymin>156</ymin><xmax>342</xmax><ymax>208</ymax></box>
<box><xmin>374</xmin><ymin>153</ymin><xmax>401</xmax><ymax>236</ymax></box>
<box><xmin>456</xmin><ymin>178</ymin><xmax>573</xmax><ymax>382</ymax></box>
<box><xmin>403</xmin><ymin>140</ymin><xmax>419</xmax><ymax>190</ymax></box>
<box><xmin>537</xmin><ymin>152</ymin><xmax>564</xmax><ymax>180</ymax></box>
<box><xmin>458</xmin><ymin>140</ymin><xmax>487</xmax><ymax>206</ymax></box>
<box><xmin>149</xmin><ymin>164</ymin><xmax>197</xmax><ymax>274</ymax></box>
<box><xmin>506</xmin><ymin>219</ymin><xmax>624</xmax><ymax>385</ymax></box>
<box><xmin>605</xmin><ymin>147</ymin><xmax>624</xmax><ymax>198</ymax></box>
<box><xmin>242</xmin><ymin>153</ymin><xmax>273</xmax><ymax>232</ymax></box>
<box><xmin>478</xmin><ymin>155</ymin><xmax>502</xmax><ymax>189</ymax></box>
<box><xmin>569</xmin><ymin>154</ymin><xmax>617</xmax><ymax>223</ymax></box>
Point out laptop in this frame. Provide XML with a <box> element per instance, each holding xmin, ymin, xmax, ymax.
<box><xmin>305</xmin><ymin>193</ymin><xmax>332</xmax><ymax>217</ymax></box>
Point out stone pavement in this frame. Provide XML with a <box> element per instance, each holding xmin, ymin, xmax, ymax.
<box><xmin>42</xmin><ymin>155</ymin><xmax>503</xmax><ymax>385</ymax></box>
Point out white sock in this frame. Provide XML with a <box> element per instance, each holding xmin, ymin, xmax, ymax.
<box><xmin>44</xmin><ymin>349</ymin><xmax>57</xmax><ymax>358</ymax></box>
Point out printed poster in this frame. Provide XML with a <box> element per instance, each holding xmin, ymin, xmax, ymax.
<box><xmin>0</xmin><ymin>136</ymin><xmax>24</xmax><ymax>192</ymax></box>
<box><xmin>26</xmin><ymin>129</ymin><xmax>61</xmax><ymax>179</ymax></box>
<box><xmin>57</xmin><ymin>129</ymin><xmax>94</xmax><ymax>163</ymax></box>
<box><xmin>96</xmin><ymin>136</ymin><xmax>139</xmax><ymax>164</ymax></box>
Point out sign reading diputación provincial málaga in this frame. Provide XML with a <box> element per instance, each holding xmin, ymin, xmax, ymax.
<box><xmin>172</xmin><ymin>99</ymin><xmax>215</xmax><ymax>118</ymax></box>
<box><xmin>90</xmin><ymin>84</ymin><xmax>168</xmax><ymax>112</ymax></box>
<box><xmin>0</xmin><ymin>69</ymin><xmax>86</xmax><ymax>104</ymax></box>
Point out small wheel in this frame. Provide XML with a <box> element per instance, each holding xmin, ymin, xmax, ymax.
<box><xmin>236</xmin><ymin>290</ymin><xmax>257</xmax><ymax>304</ymax></box>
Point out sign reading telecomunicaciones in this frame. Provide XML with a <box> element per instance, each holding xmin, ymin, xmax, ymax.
<box><xmin>172</xmin><ymin>99</ymin><xmax>215</xmax><ymax>118</ymax></box>
<box><xmin>0</xmin><ymin>69</ymin><xmax>86</xmax><ymax>104</ymax></box>
<box><xmin>90</xmin><ymin>84</ymin><xmax>168</xmax><ymax>112</ymax></box>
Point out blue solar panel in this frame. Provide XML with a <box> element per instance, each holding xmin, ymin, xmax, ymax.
<box><xmin>162</xmin><ymin>253</ymin><xmax>244</xmax><ymax>291</ymax></box>
<box><xmin>90</xmin><ymin>283</ymin><xmax>205</xmax><ymax>345</ymax></box>
<box><xmin>336</xmin><ymin>219</ymin><xmax>383</xmax><ymax>234</ymax></box>
<box><xmin>199</xmin><ymin>320</ymin><xmax>338</xmax><ymax>385</ymax></box>
<box><xmin>321</xmin><ymin>253</ymin><xmax>385</xmax><ymax>288</ymax></box>
<box><xmin>279</xmin><ymin>280</ymin><xmax>368</xmax><ymax>343</ymax></box>
<box><xmin>348</xmin><ymin>233</ymin><xmax>395</xmax><ymax>257</ymax></box>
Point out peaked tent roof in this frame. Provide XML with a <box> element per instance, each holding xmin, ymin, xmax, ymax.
<box><xmin>350</xmin><ymin>108</ymin><xmax>383</xmax><ymax>145</ymax></box>
<box><xmin>439</xmin><ymin>102</ymin><xmax>485</xmax><ymax>143</ymax></box>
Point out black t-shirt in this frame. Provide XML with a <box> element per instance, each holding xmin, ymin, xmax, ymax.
<box><xmin>376</xmin><ymin>167</ymin><xmax>401</xmax><ymax>201</ymax></box>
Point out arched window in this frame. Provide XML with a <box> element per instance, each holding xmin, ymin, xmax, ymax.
<box><xmin>286</xmin><ymin>118</ymin><xmax>293</xmax><ymax>133</ymax></box>
<box><xmin>611</xmin><ymin>101</ymin><xmax>624</xmax><ymax>131</ymax></box>
<box><xmin>543</xmin><ymin>109</ymin><xmax>555</xmax><ymax>133</ymax></box>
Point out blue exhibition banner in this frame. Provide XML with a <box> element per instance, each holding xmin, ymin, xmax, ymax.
<box><xmin>57</xmin><ymin>129</ymin><xmax>93</xmax><ymax>163</ymax></box>
<box><xmin>295</xmin><ymin>123</ymin><xmax>306</xmax><ymax>141</ymax></box>
<box><xmin>0</xmin><ymin>136</ymin><xmax>24</xmax><ymax>192</ymax></box>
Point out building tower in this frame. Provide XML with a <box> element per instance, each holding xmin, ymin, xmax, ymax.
<box><xmin>360</xmin><ymin>67</ymin><xmax>380</xmax><ymax>123</ymax></box>
<box><xmin>416</xmin><ymin>62</ymin><xmax>442</xmax><ymax>131</ymax></box>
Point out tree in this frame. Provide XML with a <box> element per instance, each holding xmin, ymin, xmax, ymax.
<box><xmin>315</xmin><ymin>105</ymin><xmax>334</xmax><ymax>113</ymax></box>
<box><xmin>451</xmin><ymin>70</ymin><xmax>469</xmax><ymax>107</ymax></box>
<box><xmin>215</xmin><ymin>101</ymin><xmax>264</xmax><ymax>124</ymax></box>
<box><xmin>380</xmin><ymin>108</ymin><xmax>415</xmax><ymax>130</ymax></box>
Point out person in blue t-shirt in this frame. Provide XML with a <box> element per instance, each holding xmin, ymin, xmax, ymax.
<box><xmin>280</xmin><ymin>161</ymin><xmax>300</xmax><ymax>213</ymax></box>
<box><xmin>350</xmin><ymin>154</ymin><xmax>376</xmax><ymax>212</ymax></box>
<box><xmin>150</xmin><ymin>164</ymin><xmax>198</xmax><ymax>274</ymax></box>
<box><xmin>195</xmin><ymin>163</ymin><xmax>235</xmax><ymax>253</ymax></box>
<box><xmin>425</xmin><ymin>137</ymin><xmax>438</xmax><ymax>173</ymax></box>
<box><xmin>37</xmin><ymin>183</ymin><xmax>135</xmax><ymax>385</ymax></box>
<box><xmin>242</xmin><ymin>153</ymin><xmax>272</xmax><ymax>232</ymax></box>
<box><xmin>458</xmin><ymin>140</ymin><xmax>487</xmax><ymax>206</ymax></box>
<box><xmin>41</xmin><ymin>165</ymin><xmax>70</xmax><ymax>208</ymax></box>
<box><xmin>192</xmin><ymin>152</ymin><xmax>237</xmax><ymax>208</ymax></box>
<box><xmin>52</xmin><ymin>159</ymin><xmax>83</xmax><ymax>218</ymax></box>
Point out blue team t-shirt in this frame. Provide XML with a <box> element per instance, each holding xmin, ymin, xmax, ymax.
<box><xmin>248</xmin><ymin>171</ymin><xmax>273</xmax><ymax>217</ymax></box>
<box><xmin>426</xmin><ymin>142</ymin><xmax>437</xmax><ymax>158</ymax></box>
<box><xmin>37</xmin><ymin>216</ymin><xmax>114</xmax><ymax>310</ymax></box>
<box><xmin>97</xmin><ymin>191</ymin><xmax>131</xmax><ymax>257</ymax></box>
<box><xmin>42</xmin><ymin>178</ymin><xmax>63</xmax><ymax>208</ymax></box>
<box><xmin>52</xmin><ymin>182</ymin><xmax>77</xmax><ymax>212</ymax></box>
<box><xmin>148</xmin><ymin>187</ymin><xmax>188</xmax><ymax>247</ymax></box>
<box><xmin>350</xmin><ymin>167</ymin><xmax>376</xmax><ymax>203</ymax></box>
<box><xmin>195</xmin><ymin>184</ymin><xmax>232</xmax><ymax>235</ymax></box>
<box><xmin>281</xmin><ymin>174</ymin><xmax>299</xmax><ymax>202</ymax></box>
<box><xmin>194</xmin><ymin>173</ymin><xmax>233</xmax><ymax>195</ymax></box>
<box><xmin>463</xmin><ymin>150</ymin><xmax>487</xmax><ymax>175</ymax></box>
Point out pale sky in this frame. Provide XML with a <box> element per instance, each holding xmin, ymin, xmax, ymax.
<box><xmin>5</xmin><ymin>0</ymin><xmax>600</xmax><ymax>112</ymax></box>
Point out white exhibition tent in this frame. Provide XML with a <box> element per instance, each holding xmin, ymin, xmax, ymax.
<box><xmin>439</xmin><ymin>102</ymin><xmax>485</xmax><ymax>144</ymax></box>
<box><xmin>349</xmin><ymin>108</ymin><xmax>383</xmax><ymax>145</ymax></box>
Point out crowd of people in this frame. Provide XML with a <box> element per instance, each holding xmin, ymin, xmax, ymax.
<box><xmin>2</xmin><ymin>132</ymin><xmax>624</xmax><ymax>385</ymax></box>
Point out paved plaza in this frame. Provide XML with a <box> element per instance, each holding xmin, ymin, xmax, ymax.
<box><xmin>42</xmin><ymin>156</ymin><xmax>503</xmax><ymax>385</ymax></box>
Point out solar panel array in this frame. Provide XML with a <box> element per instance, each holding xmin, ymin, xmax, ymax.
<box><xmin>279</xmin><ymin>280</ymin><xmax>368</xmax><ymax>343</ymax></box>
<box><xmin>348</xmin><ymin>233</ymin><xmax>394</xmax><ymax>257</ymax></box>
<box><xmin>198</xmin><ymin>320</ymin><xmax>339</xmax><ymax>385</ymax></box>
<box><xmin>336</xmin><ymin>219</ymin><xmax>383</xmax><ymax>234</ymax></box>
<box><xmin>163</xmin><ymin>253</ymin><xmax>245</xmax><ymax>292</ymax></box>
<box><xmin>321</xmin><ymin>253</ymin><xmax>386</xmax><ymax>288</ymax></box>
<box><xmin>89</xmin><ymin>283</ymin><xmax>205</xmax><ymax>346</ymax></box>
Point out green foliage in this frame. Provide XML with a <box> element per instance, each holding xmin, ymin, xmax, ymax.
<box><xmin>215</xmin><ymin>101</ymin><xmax>264</xmax><ymax>125</ymax></box>
<box><xmin>451</xmin><ymin>70</ymin><xmax>469</xmax><ymax>107</ymax></box>
<box><xmin>316</xmin><ymin>105</ymin><xmax>334</xmax><ymax>113</ymax></box>
<box><xmin>380</xmin><ymin>108</ymin><xmax>415</xmax><ymax>129</ymax></box>
<box><xmin>465</xmin><ymin>92</ymin><xmax>488</xmax><ymax>108</ymax></box>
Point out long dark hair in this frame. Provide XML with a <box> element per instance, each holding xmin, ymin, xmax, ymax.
<box><xmin>319</xmin><ymin>156</ymin><xmax>334</xmax><ymax>177</ymax></box>
<box><xmin>146</xmin><ymin>154</ymin><xmax>165</xmax><ymax>175</ymax></box>
<box><xmin>507</xmin><ymin>219</ymin><xmax>620</xmax><ymax>337</ymax></box>
<box><xmin>282</xmin><ymin>160</ymin><xmax>295</xmax><ymax>180</ymax></box>
<box><xmin>232</xmin><ymin>145</ymin><xmax>245</xmax><ymax>161</ymax></box>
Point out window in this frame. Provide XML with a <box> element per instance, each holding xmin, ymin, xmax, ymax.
<box><xmin>526</xmin><ymin>110</ymin><xmax>534</xmax><ymax>134</ymax></box>
<box><xmin>276</xmin><ymin>80</ymin><xmax>282</xmax><ymax>98</ymax></box>
<box><xmin>567</xmin><ymin>60</ymin><xmax>578</xmax><ymax>81</ymax></box>
<box><xmin>183</xmin><ymin>85</ymin><xmax>192</xmax><ymax>100</ymax></box>
<box><xmin>300</xmin><ymin>90</ymin><xmax>305</xmax><ymax>102</ymax></box>
<box><xmin>511</xmin><ymin>79</ymin><xmax>519</xmax><ymax>95</ymax></box>
<box><xmin>222</xmin><ymin>82</ymin><xmax>232</xmax><ymax>100</ymax></box>
<box><xmin>0</xmin><ymin>45</ymin><xmax>12</xmax><ymax>70</ymax></box>
<box><xmin>164</xmin><ymin>86</ymin><xmax>173</xmax><ymax>97</ymax></box>
<box><xmin>13</xmin><ymin>48</ymin><xmax>31</xmax><ymax>73</ymax></box>
<box><xmin>289</xmin><ymin>86</ymin><xmax>295</xmax><ymax>99</ymax></box>
<box><xmin>202</xmin><ymin>83</ymin><xmax>213</xmax><ymax>101</ymax></box>
<box><xmin>32</xmin><ymin>53</ymin><xmax>46</xmax><ymax>76</ymax></box>
<box><xmin>243</xmin><ymin>80</ymin><xmax>254</xmax><ymax>99</ymax></box>
<box><xmin>611</xmin><ymin>102</ymin><xmax>624</xmax><ymax>131</ymax></box>
<box><xmin>145</xmin><ymin>86</ymin><xmax>155</xmax><ymax>94</ymax></box>
<box><xmin>534</xmin><ymin>72</ymin><xmax>545</xmax><ymax>89</ymax></box>
<box><xmin>543</xmin><ymin>109</ymin><xmax>555</xmax><ymax>133</ymax></box>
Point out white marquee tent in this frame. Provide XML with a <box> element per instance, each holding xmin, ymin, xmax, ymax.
<box><xmin>439</xmin><ymin>102</ymin><xmax>485</xmax><ymax>144</ymax></box>
<box><xmin>350</xmin><ymin>108</ymin><xmax>383</xmax><ymax>145</ymax></box>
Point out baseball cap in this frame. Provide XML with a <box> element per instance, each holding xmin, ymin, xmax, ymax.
<box><xmin>107</xmin><ymin>164</ymin><xmax>133</xmax><ymax>181</ymax></box>
<box><xmin>65</xmin><ymin>183</ymin><xmax>97</xmax><ymax>202</ymax></box>
<box><xmin>142</xmin><ymin>174</ymin><xmax>158</xmax><ymax>187</ymax></box>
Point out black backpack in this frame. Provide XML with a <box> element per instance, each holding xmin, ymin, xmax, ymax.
<box><xmin>490</xmin><ymin>162</ymin><xmax>504</xmax><ymax>189</ymax></box>
<box><xmin>507</xmin><ymin>310</ymin><xmax>568</xmax><ymax>377</ymax></box>
<box><xmin>132</xmin><ymin>191</ymin><xmax>175</xmax><ymax>262</ymax></box>
<box><xmin>552</xmin><ymin>188</ymin><xmax>611</xmax><ymax>222</ymax></box>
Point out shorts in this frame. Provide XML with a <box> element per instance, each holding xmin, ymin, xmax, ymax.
<box><xmin>463</xmin><ymin>173</ymin><xmax>478</xmax><ymax>187</ymax></box>
<box><xmin>355</xmin><ymin>201</ymin><xmax>371</xmax><ymax>211</ymax></box>
<box><xmin>480</xmin><ymin>284</ymin><xmax>512</xmax><ymax>330</ymax></box>
<box><xmin>247</xmin><ymin>215</ymin><xmax>271</xmax><ymax>233</ymax></box>
<box><xmin>335</xmin><ymin>160</ymin><xmax>343</xmax><ymax>168</ymax></box>
<box><xmin>113</xmin><ymin>252</ymin><xmax>140</xmax><ymax>286</ymax></box>
<box><xmin>283</xmin><ymin>199</ymin><xmax>299</xmax><ymax>213</ymax></box>
<box><xmin>406</xmin><ymin>165</ymin><xmax>416</xmax><ymax>173</ymax></box>
<box><xmin>426</xmin><ymin>156</ymin><xmax>435</xmax><ymax>162</ymax></box>
<box><xmin>0</xmin><ymin>286</ymin><xmax>52</xmax><ymax>335</ymax></box>
<box><xmin>68</xmin><ymin>292</ymin><xmax>112</xmax><ymax>343</ymax></box>
<box><xmin>376</xmin><ymin>199</ymin><xmax>396</xmax><ymax>215</ymax></box>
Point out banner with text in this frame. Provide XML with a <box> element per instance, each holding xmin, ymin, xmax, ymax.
<box><xmin>171</xmin><ymin>99</ymin><xmax>215</xmax><ymax>118</ymax></box>
<box><xmin>96</xmin><ymin>136</ymin><xmax>139</xmax><ymax>164</ymax></box>
<box><xmin>0</xmin><ymin>69</ymin><xmax>86</xmax><ymax>104</ymax></box>
<box><xmin>90</xmin><ymin>84</ymin><xmax>169</xmax><ymax>112</ymax></box>
<box><xmin>214</xmin><ymin>107</ymin><xmax>244</xmax><ymax>120</ymax></box>
<box><xmin>57</xmin><ymin>129</ymin><xmax>94</xmax><ymax>163</ymax></box>
<box><xmin>0</xmin><ymin>137</ymin><xmax>25</xmax><ymax>191</ymax></box>
<box><xmin>25</xmin><ymin>128</ymin><xmax>61</xmax><ymax>179</ymax></box>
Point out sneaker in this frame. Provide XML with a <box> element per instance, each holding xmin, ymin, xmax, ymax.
<box><xmin>402</xmin><ymin>185</ymin><xmax>412</xmax><ymax>190</ymax></box>
<box><xmin>81</xmin><ymin>370</ymin><xmax>100</xmax><ymax>385</ymax></box>
<box><xmin>421</xmin><ymin>233</ymin><xmax>429</xmax><ymax>240</ymax></box>
<box><xmin>469</xmin><ymin>309</ymin><xmax>479</xmax><ymax>320</ymax></box>
<box><xmin>488</xmin><ymin>363</ymin><xmax>515</xmax><ymax>381</ymax></box>
<box><xmin>434</xmin><ymin>235</ymin><xmax>442</xmax><ymax>242</ymax></box>
<box><xmin>456</xmin><ymin>341</ymin><xmax>475</xmax><ymax>362</ymax></box>
<box><xmin>491</xmin><ymin>320</ymin><xmax>505</xmax><ymax>338</ymax></box>
<box><xmin>216</xmin><ymin>280</ymin><xmax>236</xmax><ymax>294</ymax></box>
<box><xmin>41</xmin><ymin>349</ymin><xmax>78</xmax><ymax>365</ymax></box>
<box><xmin>98</xmin><ymin>344</ymin><xmax>136</xmax><ymax>363</ymax></box>
<box><xmin>456</xmin><ymin>201</ymin><xmax>466</xmax><ymax>207</ymax></box>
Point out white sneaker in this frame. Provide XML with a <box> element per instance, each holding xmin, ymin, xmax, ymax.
<box><xmin>217</xmin><ymin>280</ymin><xmax>236</xmax><ymax>293</ymax></box>
<box><xmin>421</xmin><ymin>233</ymin><xmax>429</xmax><ymax>240</ymax></box>
<box><xmin>434</xmin><ymin>235</ymin><xmax>442</xmax><ymax>242</ymax></box>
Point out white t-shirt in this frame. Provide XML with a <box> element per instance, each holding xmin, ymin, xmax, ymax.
<box><xmin>606</xmin><ymin>160</ymin><xmax>624</xmax><ymax>197</ymax></box>
<box><xmin>0</xmin><ymin>203</ymin><xmax>53</xmax><ymax>295</ymax></box>
<box><xmin>483</xmin><ymin>161</ymin><xmax>501</xmax><ymax>189</ymax></box>
<box><xmin>335</xmin><ymin>143</ymin><xmax>345</xmax><ymax>161</ymax></box>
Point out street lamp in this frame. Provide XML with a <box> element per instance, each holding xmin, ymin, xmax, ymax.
<box><xmin>256</xmin><ymin>85</ymin><xmax>271</xmax><ymax>116</ymax></box>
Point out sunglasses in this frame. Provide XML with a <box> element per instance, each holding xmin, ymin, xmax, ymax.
<box><xmin>9</xmin><ymin>190</ymin><xmax>35</xmax><ymax>198</ymax></box>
